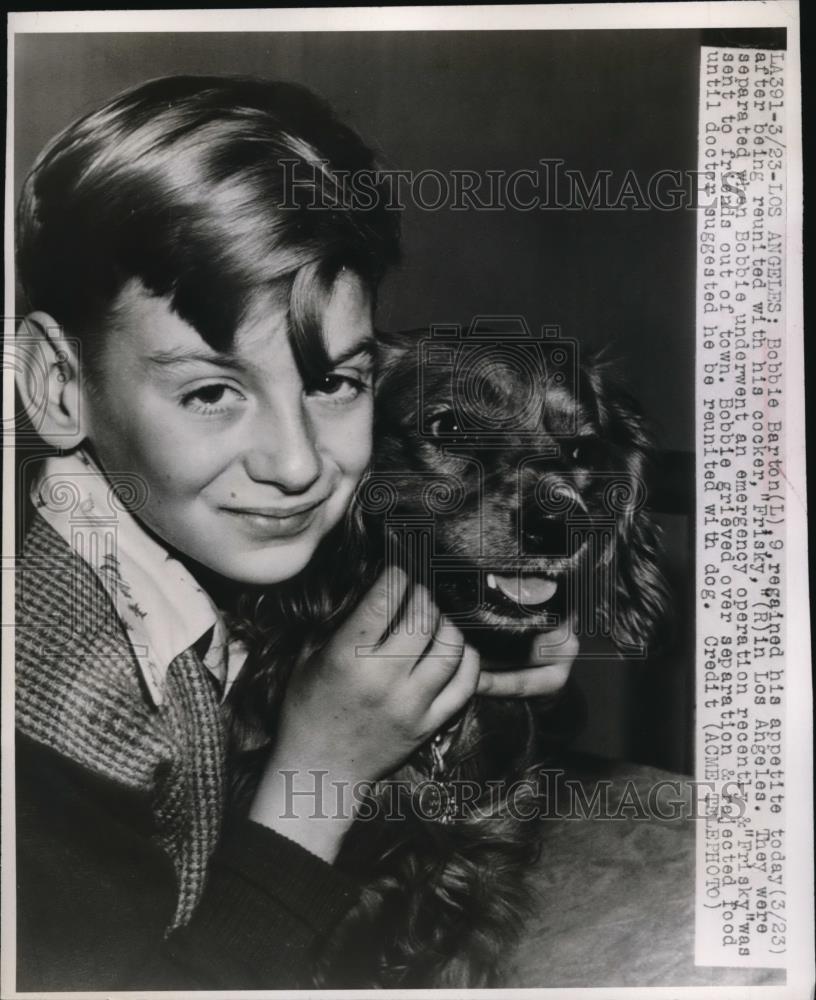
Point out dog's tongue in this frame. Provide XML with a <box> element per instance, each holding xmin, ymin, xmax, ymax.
<box><xmin>491</xmin><ymin>574</ymin><xmax>558</xmax><ymax>606</ymax></box>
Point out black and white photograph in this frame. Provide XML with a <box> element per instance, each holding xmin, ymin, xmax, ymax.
<box><xmin>2</xmin><ymin>4</ymin><xmax>811</xmax><ymax>997</ymax></box>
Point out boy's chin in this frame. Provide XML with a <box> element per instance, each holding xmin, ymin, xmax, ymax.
<box><xmin>204</xmin><ymin>550</ymin><xmax>313</xmax><ymax>587</ymax></box>
<box><xmin>199</xmin><ymin>536</ymin><xmax>324</xmax><ymax>588</ymax></box>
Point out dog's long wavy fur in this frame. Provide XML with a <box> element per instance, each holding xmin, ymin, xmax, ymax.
<box><xmin>227</xmin><ymin>329</ymin><xmax>669</xmax><ymax>987</ymax></box>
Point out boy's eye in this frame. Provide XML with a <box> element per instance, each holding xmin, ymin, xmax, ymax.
<box><xmin>181</xmin><ymin>383</ymin><xmax>245</xmax><ymax>414</ymax></box>
<box><xmin>309</xmin><ymin>371</ymin><xmax>370</xmax><ymax>403</ymax></box>
<box><xmin>193</xmin><ymin>385</ymin><xmax>227</xmax><ymax>405</ymax></box>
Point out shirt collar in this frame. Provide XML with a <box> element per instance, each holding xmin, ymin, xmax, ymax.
<box><xmin>32</xmin><ymin>450</ymin><xmax>247</xmax><ymax>708</ymax></box>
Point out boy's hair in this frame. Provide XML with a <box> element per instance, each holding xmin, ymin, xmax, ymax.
<box><xmin>17</xmin><ymin>75</ymin><xmax>400</xmax><ymax>375</ymax></box>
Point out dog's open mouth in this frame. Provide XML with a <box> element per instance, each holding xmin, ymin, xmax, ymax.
<box><xmin>431</xmin><ymin>565</ymin><xmax>569</xmax><ymax>634</ymax></box>
<box><xmin>480</xmin><ymin>570</ymin><xmax>567</xmax><ymax>629</ymax></box>
<box><xmin>485</xmin><ymin>572</ymin><xmax>558</xmax><ymax>609</ymax></box>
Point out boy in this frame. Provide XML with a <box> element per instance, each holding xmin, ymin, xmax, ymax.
<box><xmin>14</xmin><ymin>76</ymin><xmax>577</xmax><ymax>990</ymax></box>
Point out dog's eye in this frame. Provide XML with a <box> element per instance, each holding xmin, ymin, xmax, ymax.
<box><xmin>566</xmin><ymin>438</ymin><xmax>597</xmax><ymax>465</ymax></box>
<box><xmin>428</xmin><ymin>410</ymin><xmax>461</xmax><ymax>439</ymax></box>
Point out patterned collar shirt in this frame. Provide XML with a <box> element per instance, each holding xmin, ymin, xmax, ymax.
<box><xmin>31</xmin><ymin>449</ymin><xmax>247</xmax><ymax>708</ymax></box>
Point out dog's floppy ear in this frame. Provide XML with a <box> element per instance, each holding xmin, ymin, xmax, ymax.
<box><xmin>374</xmin><ymin>328</ymin><xmax>424</xmax><ymax>384</ymax></box>
<box><xmin>583</xmin><ymin>358</ymin><xmax>670</xmax><ymax>657</ymax></box>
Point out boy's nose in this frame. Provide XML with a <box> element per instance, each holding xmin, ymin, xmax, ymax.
<box><xmin>243</xmin><ymin>403</ymin><xmax>322</xmax><ymax>494</ymax></box>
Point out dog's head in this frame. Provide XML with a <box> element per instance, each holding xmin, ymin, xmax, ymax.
<box><xmin>360</xmin><ymin>326</ymin><xmax>667</xmax><ymax>657</ymax></box>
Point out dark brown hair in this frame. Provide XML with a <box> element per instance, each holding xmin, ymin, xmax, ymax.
<box><xmin>17</xmin><ymin>75</ymin><xmax>400</xmax><ymax>376</ymax></box>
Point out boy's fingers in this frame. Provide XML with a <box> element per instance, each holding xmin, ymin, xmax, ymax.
<box><xmin>477</xmin><ymin>659</ymin><xmax>573</xmax><ymax>698</ymax></box>
<box><xmin>478</xmin><ymin>621</ymin><xmax>578</xmax><ymax>697</ymax></box>
<box><xmin>410</xmin><ymin>616</ymin><xmax>465</xmax><ymax>687</ymax></box>
<box><xmin>347</xmin><ymin>565</ymin><xmax>410</xmax><ymax>641</ymax></box>
<box><xmin>530</xmin><ymin>626</ymin><xmax>580</xmax><ymax>664</ymax></box>
<box><xmin>426</xmin><ymin>642</ymin><xmax>480</xmax><ymax>730</ymax></box>
<box><xmin>377</xmin><ymin>582</ymin><xmax>440</xmax><ymax>659</ymax></box>
<box><xmin>528</xmin><ymin>617</ymin><xmax>578</xmax><ymax>660</ymax></box>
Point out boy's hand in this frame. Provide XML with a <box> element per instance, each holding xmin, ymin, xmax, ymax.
<box><xmin>476</xmin><ymin>617</ymin><xmax>579</xmax><ymax>698</ymax></box>
<box><xmin>249</xmin><ymin>567</ymin><xmax>479</xmax><ymax>860</ymax></box>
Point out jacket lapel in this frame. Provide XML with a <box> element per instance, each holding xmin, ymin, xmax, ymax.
<box><xmin>16</xmin><ymin>512</ymin><xmax>226</xmax><ymax>926</ymax></box>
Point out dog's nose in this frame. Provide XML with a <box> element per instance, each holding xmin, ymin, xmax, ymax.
<box><xmin>517</xmin><ymin>509</ymin><xmax>570</xmax><ymax>556</ymax></box>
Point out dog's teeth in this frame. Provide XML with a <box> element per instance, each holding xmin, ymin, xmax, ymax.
<box><xmin>486</xmin><ymin>572</ymin><xmax>497</xmax><ymax>590</ymax></box>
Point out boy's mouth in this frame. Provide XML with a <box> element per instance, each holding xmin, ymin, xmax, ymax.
<box><xmin>220</xmin><ymin>498</ymin><xmax>326</xmax><ymax>539</ymax></box>
<box><xmin>223</xmin><ymin>498</ymin><xmax>326</xmax><ymax>518</ymax></box>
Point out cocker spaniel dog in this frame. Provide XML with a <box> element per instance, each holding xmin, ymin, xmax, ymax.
<box><xmin>231</xmin><ymin>318</ymin><xmax>668</xmax><ymax>988</ymax></box>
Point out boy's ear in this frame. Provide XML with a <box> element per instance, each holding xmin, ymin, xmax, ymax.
<box><xmin>15</xmin><ymin>312</ymin><xmax>87</xmax><ymax>449</ymax></box>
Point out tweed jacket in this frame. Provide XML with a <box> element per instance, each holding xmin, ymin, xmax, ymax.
<box><xmin>16</xmin><ymin>511</ymin><xmax>225</xmax><ymax>927</ymax></box>
<box><xmin>15</xmin><ymin>511</ymin><xmax>361</xmax><ymax>990</ymax></box>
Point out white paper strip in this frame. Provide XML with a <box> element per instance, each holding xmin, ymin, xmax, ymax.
<box><xmin>695</xmin><ymin>45</ymin><xmax>788</xmax><ymax>970</ymax></box>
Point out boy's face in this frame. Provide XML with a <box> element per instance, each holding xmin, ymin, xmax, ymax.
<box><xmin>82</xmin><ymin>273</ymin><xmax>375</xmax><ymax>586</ymax></box>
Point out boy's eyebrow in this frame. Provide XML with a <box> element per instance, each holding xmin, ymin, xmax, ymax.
<box><xmin>146</xmin><ymin>348</ymin><xmax>244</xmax><ymax>370</ymax></box>
<box><xmin>327</xmin><ymin>335</ymin><xmax>377</xmax><ymax>366</ymax></box>
<box><xmin>146</xmin><ymin>334</ymin><xmax>377</xmax><ymax>372</ymax></box>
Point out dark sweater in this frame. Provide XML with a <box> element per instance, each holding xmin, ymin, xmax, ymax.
<box><xmin>16</xmin><ymin>733</ymin><xmax>359</xmax><ymax>991</ymax></box>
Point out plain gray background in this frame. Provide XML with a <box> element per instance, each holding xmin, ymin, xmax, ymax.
<box><xmin>14</xmin><ymin>29</ymin><xmax>697</xmax><ymax>771</ymax></box>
